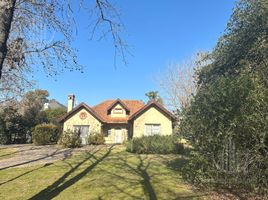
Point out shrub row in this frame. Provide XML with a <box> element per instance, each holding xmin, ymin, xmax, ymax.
<box><xmin>126</xmin><ymin>135</ymin><xmax>184</xmax><ymax>154</ymax></box>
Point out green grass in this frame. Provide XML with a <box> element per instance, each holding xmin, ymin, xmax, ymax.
<box><xmin>0</xmin><ymin>145</ymin><xmax>208</xmax><ymax>200</ymax></box>
<box><xmin>0</xmin><ymin>148</ymin><xmax>18</xmax><ymax>160</ymax></box>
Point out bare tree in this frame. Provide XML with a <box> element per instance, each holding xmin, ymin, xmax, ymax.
<box><xmin>0</xmin><ymin>0</ymin><xmax>127</xmax><ymax>102</ymax></box>
<box><xmin>157</xmin><ymin>52</ymin><xmax>209</xmax><ymax>112</ymax></box>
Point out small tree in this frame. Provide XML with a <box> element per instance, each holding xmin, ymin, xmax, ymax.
<box><xmin>1</xmin><ymin>105</ymin><xmax>26</xmax><ymax>144</ymax></box>
<box><xmin>145</xmin><ymin>91</ymin><xmax>164</xmax><ymax>104</ymax></box>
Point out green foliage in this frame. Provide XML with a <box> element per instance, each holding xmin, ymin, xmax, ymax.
<box><xmin>21</xmin><ymin>90</ymin><xmax>49</xmax><ymax>133</ymax></box>
<box><xmin>45</xmin><ymin>108</ymin><xmax>66</xmax><ymax>125</ymax></box>
<box><xmin>180</xmin><ymin>0</ymin><xmax>268</xmax><ymax>194</ymax></box>
<box><xmin>0</xmin><ymin>115</ymin><xmax>7</xmax><ymax>144</ymax></box>
<box><xmin>145</xmin><ymin>91</ymin><xmax>164</xmax><ymax>104</ymax></box>
<box><xmin>126</xmin><ymin>135</ymin><xmax>184</xmax><ymax>154</ymax></box>
<box><xmin>58</xmin><ymin>129</ymin><xmax>82</xmax><ymax>148</ymax></box>
<box><xmin>32</xmin><ymin>124</ymin><xmax>60</xmax><ymax>145</ymax></box>
<box><xmin>0</xmin><ymin>106</ymin><xmax>26</xmax><ymax>144</ymax></box>
<box><xmin>181</xmin><ymin>151</ymin><xmax>213</xmax><ymax>186</ymax></box>
<box><xmin>88</xmin><ymin>132</ymin><xmax>105</xmax><ymax>145</ymax></box>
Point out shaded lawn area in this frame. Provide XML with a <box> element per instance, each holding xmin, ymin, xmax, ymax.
<box><xmin>0</xmin><ymin>145</ymin><xmax>208</xmax><ymax>200</ymax></box>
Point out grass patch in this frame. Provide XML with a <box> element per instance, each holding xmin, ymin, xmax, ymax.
<box><xmin>0</xmin><ymin>145</ymin><xmax>208</xmax><ymax>200</ymax></box>
<box><xmin>0</xmin><ymin>148</ymin><xmax>18</xmax><ymax>160</ymax></box>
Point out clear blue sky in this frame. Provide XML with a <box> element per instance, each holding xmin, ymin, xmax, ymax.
<box><xmin>35</xmin><ymin>0</ymin><xmax>236</xmax><ymax>107</ymax></box>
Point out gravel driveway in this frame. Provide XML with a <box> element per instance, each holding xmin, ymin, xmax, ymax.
<box><xmin>0</xmin><ymin>144</ymin><xmax>105</xmax><ymax>170</ymax></box>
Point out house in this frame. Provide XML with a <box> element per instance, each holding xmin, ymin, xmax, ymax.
<box><xmin>43</xmin><ymin>99</ymin><xmax>67</xmax><ymax>110</ymax></box>
<box><xmin>59</xmin><ymin>95</ymin><xmax>175</xmax><ymax>144</ymax></box>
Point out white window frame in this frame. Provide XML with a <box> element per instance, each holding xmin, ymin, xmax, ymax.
<box><xmin>113</xmin><ymin>108</ymin><xmax>124</xmax><ymax>114</ymax></box>
<box><xmin>144</xmin><ymin>124</ymin><xmax>161</xmax><ymax>136</ymax></box>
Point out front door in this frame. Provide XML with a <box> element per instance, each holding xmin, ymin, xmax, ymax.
<box><xmin>74</xmin><ymin>125</ymin><xmax>89</xmax><ymax>145</ymax></box>
<box><xmin>115</xmin><ymin>129</ymin><xmax>122</xmax><ymax>143</ymax></box>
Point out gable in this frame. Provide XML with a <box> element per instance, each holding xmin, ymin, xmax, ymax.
<box><xmin>129</xmin><ymin>101</ymin><xmax>175</xmax><ymax>122</ymax></box>
<box><xmin>64</xmin><ymin>108</ymin><xmax>100</xmax><ymax>124</ymax></box>
<box><xmin>59</xmin><ymin>103</ymin><xmax>104</xmax><ymax>123</ymax></box>
<box><xmin>92</xmin><ymin>100</ymin><xmax>145</xmax><ymax>123</ymax></box>
<box><xmin>110</xmin><ymin>104</ymin><xmax>127</xmax><ymax>118</ymax></box>
<box><xmin>63</xmin><ymin>107</ymin><xmax>102</xmax><ymax>133</ymax></box>
<box><xmin>134</xmin><ymin>106</ymin><xmax>172</xmax><ymax>122</ymax></box>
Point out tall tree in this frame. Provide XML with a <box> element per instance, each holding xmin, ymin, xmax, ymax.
<box><xmin>0</xmin><ymin>0</ymin><xmax>127</xmax><ymax>102</ymax></box>
<box><xmin>182</xmin><ymin>0</ymin><xmax>268</xmax><ymax>192</ymax></box>
<box><xmin>20</xmin><ymin>89</ymin><xmax>49</xmax><ymax>131</ymax></box>
<box><xmin>0</xmin><ymin>0</ymin><xmax>16</xmax><ymax>78</ymax></box>
<box><xmin>157</xmin><ymin>52</ymin><xmax>209</xmax><ymax>111</ymax></box>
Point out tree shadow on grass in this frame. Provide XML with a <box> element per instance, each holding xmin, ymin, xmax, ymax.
<box><xmin>0</xmin><ymin>163</ymin><xmax>53</xmax><ymax>186</ymax></box>
<box><xmin>102</xmin><ymin>153</ymin><xmax>158</xmax><ymax>200</ymax></box>
<box><xmin>28</xmin><ymin>145</ymin><xmax>114</xmax><ymax>200</ymax></box>
<box><xmin>104</xmin><ymin>153</ymin><xmax>205</xmax><ymax>200</ymax></box>
<box><xmin>0</xmin><ymin>146</ymin><xmax>43</xmax><ymax>158</ymax></box>
<box><xmin>137</xmin><ymin>155</ymin><xmax>157</xmax><ymax>200</ymax></box>
<box><xmin>165</xmin><ymin>156</ymin><xmax>189</xmax><ymax>172</ymax></box>
<box><xmin>0</xmin><ymin>148</ymin><xmax>73</xmax><ymax>171</ymax></box>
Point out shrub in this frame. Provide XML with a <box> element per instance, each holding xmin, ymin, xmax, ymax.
<box><xmin>32</xmin><ymin>123</ymin><xmax>60</xmax><ymax>145</ymax></box>
<box><xmin>58</xmin><ymin>129</ymin><xmax>82</xmax><ymax>148</ymax></box>
<box><xmin>88</xmin><ymin>132</ymin><xmax>105</xmax><ymax>145</ymax></box>
<box><xmin>126</xmin><ymin>135</ymin><xmax>184</xmax><ymax>154</ymax></box>
<box><xmin>0</xmin><ymin>129</ymin><xmax>8</xmax><ymax>145</ymax></box>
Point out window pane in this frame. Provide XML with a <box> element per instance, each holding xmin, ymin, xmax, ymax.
<box><xmin>152</xmin><ymin>125</ymin><xmax>160</xmax><ymax>135</ymax></box>
<box><xmin>145</xmin><ymin>125</ymin><xmax>152</xmax><ymax>136</ymax></box>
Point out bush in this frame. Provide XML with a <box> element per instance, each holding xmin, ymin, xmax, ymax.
<box><xmin>88</xmin><ymin>132</ymin><xmax>105</xmax><ymax>145</ymax></box>
<box><xmin>0</xmin><ymin>129</ymin><xmax>8</xmax><ymax>145</ymax></box>
<box><xmin>58</xmin><ymin>129</ymin><xmax>82</xmax><ymax>148</ymax></box>
<box><xmin>32</xmin><ymin>124</ymin><xmax>60</xmax><ymax>145</ymax></box>
<box><xmin>126</xmin><ymin>135</ymin><xmax>184</xmax><ymax>154</ymax></box>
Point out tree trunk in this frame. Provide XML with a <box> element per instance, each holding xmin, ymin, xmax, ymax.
<box><xmin>0</xmin><ymin>0</ymin><xmax>16</xmax><ymax>79</ymax></box>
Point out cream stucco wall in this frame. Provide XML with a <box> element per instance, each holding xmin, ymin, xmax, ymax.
<box><xmin>133</xmin><ymin>107</ymin><xmax>172</xmax><ymax>137</ymax></box>
<box><xmin>63</xmin><ymin>108</ymin><xmax>102</xmax><ymax>133</ymax></box>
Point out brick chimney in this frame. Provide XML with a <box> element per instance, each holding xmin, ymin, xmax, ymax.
<box><xmin>67</xmin><ymin>94</ymin><xmax>75</xmax><ymax>112</ymax></box>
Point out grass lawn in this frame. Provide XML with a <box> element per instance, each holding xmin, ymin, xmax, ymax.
<box><xmin>0</xmin><ymin>145</ymin><xmax>208</xmax><ymax>200</ymax></box>
<box><xmin>0</xmin><ymin>148</ymin><xmax>18</xmax><ymax>161</ymax></box>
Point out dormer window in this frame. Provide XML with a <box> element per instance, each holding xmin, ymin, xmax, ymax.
<box><xmin>113</xmin><ymin>108</ymin><xmax>123</xmax><ymax>114</ymax></box>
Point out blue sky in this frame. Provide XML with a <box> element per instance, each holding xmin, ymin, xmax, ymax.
<box><xmin>35</xmin><ymin>0</ymin><xmax>236</xmax><ymax>107</ymax></box>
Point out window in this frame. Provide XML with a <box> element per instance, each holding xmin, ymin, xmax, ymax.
<box><xmin>104</xmin><ymin>129</ymin><xmax>112</xmax><ymax>137</ymax></box>
<box><xmin>145</xmin><ymin>124</ymin><xmax>161</xmax><ymax>136</ymax></box>
<box><xmin>113</xmin><ymin>108</ymin><xmax>123</xmax><ymax>114</ymax></box>
<box><xmin>73</xmin><ymin>125</ymin><xmax>90</xmax><ymax>135</ymax></box>
<box><xmin>73</xmin><ymin>125</ymin><xmax>90</xmax><ymax>145</ymax></box>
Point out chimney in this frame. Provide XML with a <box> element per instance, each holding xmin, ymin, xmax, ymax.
<box><xmin>67</xmin><ymin>94</ymin><xmax>75</xmax><ymax>112</ymax></box>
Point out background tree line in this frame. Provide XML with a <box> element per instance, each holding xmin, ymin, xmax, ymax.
<box><xmin>0</xmin><ymin>89</ymin><xmax>66</xmax><ymax>144</ymax></box>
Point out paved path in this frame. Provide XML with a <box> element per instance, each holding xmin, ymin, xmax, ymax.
<box><xmin>0</xmin><ymin>144</ymin><xmax>105</xmax><ymax>170</ymax></box>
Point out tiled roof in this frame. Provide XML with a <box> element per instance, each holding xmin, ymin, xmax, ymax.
<box><xmin>92</xmin><ymin>99</ymin><xmax>145</xmax><ymax>123</ymax></box>
<box><xmin>59</xmin><ymin>99</ymin><xmax>175</xmax><ymax>124</ymax></box>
